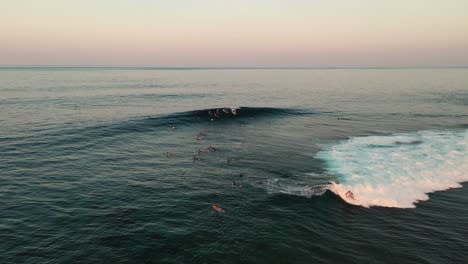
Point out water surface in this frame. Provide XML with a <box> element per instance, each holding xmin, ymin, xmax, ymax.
<box><xmin>1</xmin><ymin>68</ymin><xmax>467</xmax><ymax>263</ymax></box>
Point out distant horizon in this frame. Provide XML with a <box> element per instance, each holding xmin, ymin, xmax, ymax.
<box><xmin>1</xmin><ymin>65</ymin><xmax>468</xmax><ymax>69</ymax></box>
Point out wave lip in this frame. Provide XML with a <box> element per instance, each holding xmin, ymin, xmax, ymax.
<box><xmin>317</xmin><ymin>130</ymin><xmax>468</xmax><ymax>208</ymax></box>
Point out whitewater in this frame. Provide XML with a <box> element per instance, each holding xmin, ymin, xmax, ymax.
<box><xmin>317</xmin><ymin>129</ymin><xmax>468</xmax><ymax>208</ymax></box>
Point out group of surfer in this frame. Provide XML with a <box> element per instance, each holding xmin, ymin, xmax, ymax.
<box><xmin>192</xmin><ymin>145</ymin><xmax>219</xmax><ymax>161</ymax></box>
<box><xmin>193</xmin><ymin>122</ymin><xmax>240</xmax><ymax>213</ymax></box>
<box><xmin>170</xmin><ymin>119</ymin><xmax>357</xmax><ymax>213</ymax></box>
<box><xmin>208</xmin><ymin>108</ymin><xmax>237</xmax><ymax>120</ymax></box>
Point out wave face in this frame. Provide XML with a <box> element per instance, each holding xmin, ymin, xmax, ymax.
<box><xmin>317</xmin><ymin>130</ymin><xmax>468</xmax><ymax>208</ymax></box>
<box><xmin>92</xmin><ymin>106</ymin><xmax>307</xmax><ymax>137</ymax></box>
<box><xmin>187</xmin><ymin>106</ymin><xmax>309</xmax><ymax>121</ymax></box>
<box><xmin>124</xmin><ymin>107</ymin><xmax>307</xmax><ymax>131</ymax></box>
<box><xmin>0</xmin><ymin>107</ymin><xmax>307</xmax><ymax>148</ymax></box>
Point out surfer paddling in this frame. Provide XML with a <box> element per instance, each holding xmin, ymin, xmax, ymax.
<box><xmin>232</xmin><ymin>181</ymin><xmax>243</xmax><ymax>188</ymax></box>
<box><xmin>207</xmin><ymin>146</ymin><xmax>217</xmax><ymax>152</ymax></box>
<box><xmin>212</xmin><ymin>204</ymin><xmax>225</xmax><ymax>213</ymax></box>
<box><xmin>345</xmin><ymin>190</ymin><xmax>355</xmax><ymax>200</ymax></box>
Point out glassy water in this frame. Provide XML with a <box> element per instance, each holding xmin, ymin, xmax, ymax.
<box><xmin>1</xmin><ymin>68</ymin><xmax>467</xmax><ymax>263</ymax></box>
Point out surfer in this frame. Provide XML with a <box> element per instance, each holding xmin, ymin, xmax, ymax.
<box><xmin>192</xmin><ymin>156</ymin><xmax>200</xmax><ymax>162</ymax></box>
<box><xmin>213</xmin><ymin>204</ymin><xmax>225</xmax><ymax>213</ymax></box>
<box><xmin>208</xmin><ymin>146</ymin><xmax>217</xmax><ymax>152</ymax></box>
<box><xmin>197</xmin><ymin>149</ymin><xmax>204</xmax><ymax>154</ymax></box>
<box><xmin>345</xmin><ymin>190</ymin><xmax>355</xmax><ymax>200</ymax></box>
<box><xmin>197</xmin><ymin>136</ymin><xmax>203</xmax><ymax>141</ymax></box>
<box><xmin>232</xmin><ymin>181</ymin><xmax>243</xmax><ymax>188</ymax></box>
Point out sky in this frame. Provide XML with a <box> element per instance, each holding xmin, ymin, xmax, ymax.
<box><xmin>1</xmin><ymin>0</ymin><xmax>468</xmax><ymax>67</ymax></box>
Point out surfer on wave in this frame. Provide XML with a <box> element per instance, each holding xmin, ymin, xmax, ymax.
<box><xmin>345</xmin><ymin>190</ymin><xmax>355</xmax><ymax>200</ymax></box>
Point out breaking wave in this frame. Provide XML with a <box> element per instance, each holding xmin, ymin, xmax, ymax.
<box><xmin>317</xmin><ymin>130</ymin><xmax>468</xmax><ymax>208</ymax></box>
<box><xmin>187</xmin><ymin>106</ymin><xmax>313</xmax><ymax>121</ymax></box>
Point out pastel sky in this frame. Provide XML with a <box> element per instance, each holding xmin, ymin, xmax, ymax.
<box><xmin>2</xmin><ymin>0</ymin><xmax>468</xmax><ymax>67</ymax></box>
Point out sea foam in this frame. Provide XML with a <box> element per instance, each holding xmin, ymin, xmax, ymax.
<box><xmin>317</xmin><ymin>130</ymin><xmax>468</xmax><ymax>208</ymax></box>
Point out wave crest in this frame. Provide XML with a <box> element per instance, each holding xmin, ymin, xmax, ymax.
<box><xmin>186</xmin><ymin>106</ymin><xmax>310</xmax><ymax>121</ymax></box>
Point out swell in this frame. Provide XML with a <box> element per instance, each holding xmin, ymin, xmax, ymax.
<box><xmin>0</xmin><ymin>107</ymin><xmax>314</xmax><ymax>151</ymax></box>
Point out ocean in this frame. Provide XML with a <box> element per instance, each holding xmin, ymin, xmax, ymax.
<box><xmin>1</xmin><ymin>68</ymin><xmax>467</xmax><ymax>263</ymax></box>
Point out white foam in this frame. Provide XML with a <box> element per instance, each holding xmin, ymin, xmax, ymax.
<box><xmin>317</xmin><ymin>130</ymin><xmax>468</xmax><ymax>208</ymax></box>
<box><xmin>257</xmin><ymin>178</ymin><xmax>328</xmax><ymax>198</ymax></box>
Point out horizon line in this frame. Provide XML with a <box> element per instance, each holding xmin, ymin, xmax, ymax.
<box><xmin>1</xmin><ymin>65</ymin><xmax>468</xmax><ymax>70</ymax></box>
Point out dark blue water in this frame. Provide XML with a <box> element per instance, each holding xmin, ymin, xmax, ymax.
<box><xmin>1</xmin><ymin>68</ymin><xmax>467</xmax><ymax>263</ymax></box>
